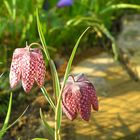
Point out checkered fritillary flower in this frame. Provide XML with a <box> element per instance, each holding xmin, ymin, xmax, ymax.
<box><xmin>10</xmin><ymin>44</ymin><xmax>46</xmax><ymax>93</ymax></box>
<box><xmin>62</xmin><ymin>74</ymin><xmax>98</xmax><ymax>121</ymax></box>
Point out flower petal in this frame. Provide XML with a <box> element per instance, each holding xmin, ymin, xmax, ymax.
<box><xmin>62</xmin><ymin>85</ymin><xmax>77</xmax><ymax>120</ymax></box>
<box><xmin>87</xmin><ymin>83</ymin><xmax>99</xmax><ymax>111</ymax></box>
<box><xmin>31</xmin><ymin>49</ymin><xmax>46</xmax><ymax>87</ymax></box>
<box><xmin>21</xmin><ymin>52</ymin><xmax>36</xmax><ymax>93</ymax></box>
<box><xmin>79</xmin><ymin>86</ymin><xmax>91</xmax><ymax>121</ymax></box>
<box><xmin>9</xmin><ymin>48</ymin><xmax>25</xmax><ymax>88</ymax></box>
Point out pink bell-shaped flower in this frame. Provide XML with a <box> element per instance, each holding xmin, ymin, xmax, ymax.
<box><xmin>9</xmin><ymin>43</ymin><xmax>46</xmax><ymax>93</ymax></box>
<box><xmin>62</xmin><ymin>74</ymin><xmax>98</xmax><ymax>121</ymax></box>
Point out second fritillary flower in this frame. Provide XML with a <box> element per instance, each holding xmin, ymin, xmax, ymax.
<box><xmin>62</xmin><ymin>74</ymin><xmax>99</xmax><ymax>121</ymax></box>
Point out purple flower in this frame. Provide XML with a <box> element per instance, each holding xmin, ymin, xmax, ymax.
<box><xmin>10</xmin><ymin>45</ymin><xmax>46</xmax><ymax>93</ymax></box>
<box><xmin>57</xmin><ymin>0</ymin><xmax>73</xmax><ymax>8</ymax></box>
<box><xmin>62</xmin><ymin>74</ymin><xmax>99</xmax><ymax>121</ymax></box>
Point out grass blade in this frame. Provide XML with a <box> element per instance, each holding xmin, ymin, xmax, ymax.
<box><xmin>12</xmin><ymin>0</ymin><xmax>16</xmax><ymax>20</ymax></box>
<box><xmin>62</xmin><ymin>27</ymin><xmax>91</xmax><ymax>87</ymax></box>
<box><xmin>101</xmin><ymin>4</ymin><xmax>140</xmax><ymax>14</ymax></box>
<box><xmin>49</xmin><ymin>60</ymin><xmax>62</xmax><ymax>130</ymax></box>
<box><xmin>32</xmin><ymin>138</ymin><xmax>48</xmax><ymax>140</ymax></box>
<box><xmin>36</xmin><ymin>9</ymin><xmax>50</xmax><ymax>60</ymax></box>
<box><xmin>36</xmin><ymin>9</ymin><xmax>61</xmax><ymax>130</ymax></box>
<box><xmin>40</xmin><ymin>108</ymin><xmax>54</xmax><ymax>137</ymax></box>
<box><xmin>0</xmin><ymin>106</ymin><xmax>29</xmax><ymax>136</ymax></box>
<box><xmin>96</xmin><ymin>24</ymin><xmax>119</xmax><ymax>60</ymax></box>
<box><xmin>0</xmin><ymin>93</ymin><xmax>12</xmax><ymax>138</ymax></box>
<box><xmin>41</xmin><ymin>87</ymin><xmax>55</xmax><ymax>111</ymax></box>
<box><xmin>4</xmin><ymin>1</ymin><xmax>12</xmax><ymax>18</ymax></box>
<box><xmin>49</xmin><ymin>60</ymin><xmax>60</xmax><ymax>98</ymax></box>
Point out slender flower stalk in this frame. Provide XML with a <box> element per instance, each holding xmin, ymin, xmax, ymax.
<box><xmin>54</xmin><ymin>27</ymin><xmax>91</xmax><ymax>140</ymax></box>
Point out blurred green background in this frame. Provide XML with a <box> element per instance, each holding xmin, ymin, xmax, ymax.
<box><xmin>0</xmin><ymin>0</ymin><xmax>140</xmax><ymax>117</ymax></box>
<box><xmin>0</xmin><ymin>0</ymin><xmax>140</xmax><ymax>139</ymax></box>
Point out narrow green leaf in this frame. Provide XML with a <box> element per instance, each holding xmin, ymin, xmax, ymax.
<box><xmin>49</xmin><ymin>60</ymin><xmax>60</xmax><ymax>98</ymax></box>
<box><xmin>32</xmin><ymin>138</ymin><xmax>48</xmax><ymax>140</ymax></box>
<box><xmin>40</xmin><ymin>109</ymin><xmax>54</xmax><ymax>137</ymax></box>
<box><xmin>48</xmin><ymin>60</ymin><xmax>62</xmax><ymax>130</ymax></box>
<box><xmin>66</xmin><ymin>16</ymin><xmax>100</xmax><ymax>26</ymax></box>
<box><xmin>36</xmin><ymin>9</ymin><xmax>62</xmax><ymax>130</ymax></box>
<box><xmin>57</xmin><ymin>101</ymin><xmax>62</xmax><ymax>131</ymax></box>
<box><xmin>0</xmin><ymin>93</ymin><xmax>12</xmax><ymax>138</ymax></box>
<box><xmin>41</xmin><ymin>87</ymin><xmax>55</xmax><ymax>111</ymax></box>
<box><xmin>36</xmin><ymin>9</ymin><xmax>47</xmax><ymax>47</ymax></box>
<box><xmin>66</xmin><ymin>16</ymin><xmax>119</xmax><ymax>60</ymax></box>
<box><xmin>101</xmin><ymin>4</ymin><xmax>140</xmax><ymax>14</ymax></box>
<box><xmin>96</xmin><ymin>24</ymin><xmax>119</xmax><ymax>60</ymax></box>
<box><xmin>12</xmin><ymin>0</ymin><xmax>16</xmax><ymax>20</ymax></box>
<box><xmin>62</xmin><ymin>27</ymin><xmax>91</xmax><ymax>88</ymax></box>
<box><xmin>0</xmin><ymin>106</ymin><xmax>29</xmax><ymax>135</ymax></box>
<box><xmin>4</xmin><ymin>1</ymin><xmax>12</xmax><ymax>17</ymax></box>
<box><xmin>55</xmin><ymin>27</ymin><xmax>91</xmax><ymax>136</ymax></box>
<box><xmin>21</xmin><ymin>14</ymin><xmax>33</xmax><ymax>41</ymax></box>
<box><xmin>36</xmin><ymin>9</ymin><xmax>50</xmax><ymax>60</ymax></box>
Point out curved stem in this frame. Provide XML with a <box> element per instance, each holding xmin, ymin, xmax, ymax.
<box><xmin>68</xmin><ymin>74</ymin><xmax>76</xmax><ymax>83</ymax></box>
<box><xmin>28</xmin><ymin>42</ymin><xmax>43</xmax><ymax>49</ymax></box>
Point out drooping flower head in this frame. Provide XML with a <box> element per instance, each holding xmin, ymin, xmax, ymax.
<box><xmin>57</xmin><ymin>0</ymin><xmax>73</xmax><ymax>8</ymax></box>
<box><xmin>9</xmin><ymin>43</ymin><xmax>46</xmax><ymax>93</ymax></box>
<box><xmin>62</xmin><ymin>74</ymin><xmax>98</xmax><ymax>121</ymax></box>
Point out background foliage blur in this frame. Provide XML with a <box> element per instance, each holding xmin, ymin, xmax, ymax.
<box><xmin>0</xmin><ymin>0</ymin><xmax>140</xmax><ymax>116</ymax></box>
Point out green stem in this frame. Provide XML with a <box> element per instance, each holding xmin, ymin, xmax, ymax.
<box><xmin>41</xmin><ymin>87</ymin><xmax>55</xmax><ymax>112</ymax></box>
<box><xmin>36</xmin><ymin>10</ymin><xmax>61</xmax><ymax>139</ymax></box>
<box><xmin>54</xmin><ymin>27</ymin><xmax>91</xmax><ymax>140</ymax></box>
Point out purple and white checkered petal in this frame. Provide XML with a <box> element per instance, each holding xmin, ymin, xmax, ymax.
<box><xmin>71</xmin><ymin>85</ymin><xmax>81</xmax><ymax>108</ymax></box>
<box><xmin>79</xmin><ymin>98</ymin><xmax>91</xmax><ymax>121</ymax></box>
<box><xmin>79</xmin><ymin>86</ymin><xmax>91</xmax><ymax>121</ymax></box>
<box><xmin>9</xmin><ymin>48</ymin><xmax>25</xmax><ymax>88</ymax></box>
<box><xmin>31</xmin><ymin>49</ymin><xmax>46</xmax><ymax>87</ymax></box>
<box><xmin>87</xmin><ymin>83</ymin><xmax>99</xmax><ymax>111</ymax></box>
<box><xmin>62</xmin><ymin>86</ymin><xmax>77</xmax><ymax>120</ymax></box>
<box><xmin>21</xmin><ymin>52</ymin><xmax>36</xmax><ymax>93</ymax></box>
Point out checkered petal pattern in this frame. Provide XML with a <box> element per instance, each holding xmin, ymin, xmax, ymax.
<box><xmin>62</xmin><ymin>74</ymin><xmax>98</xmax><ymax>121</ymax></box>
<box><xmin>62</xmin><ymin>85</ymin><xmax>77</xmax><ymax>120</ymax></box>
<box><xmin>10</xmin><ymin>48</ymin><xmax>26</xmax><ymax>88</ymax></box>
<box><xmin>9</xmin><ymin>47</ymin><xmax>46</xmax><ymax>93</ymax></box>
<box><xmin>33</xmin><ymin>49</ymin><xmax>46</xmax><ymax>87</ymax></box>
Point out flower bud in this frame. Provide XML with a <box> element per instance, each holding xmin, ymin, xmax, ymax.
<box><xmin>62</xmin><ymin>74</ymin><xmax>98</xmax><ymax>121</ymax></box>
